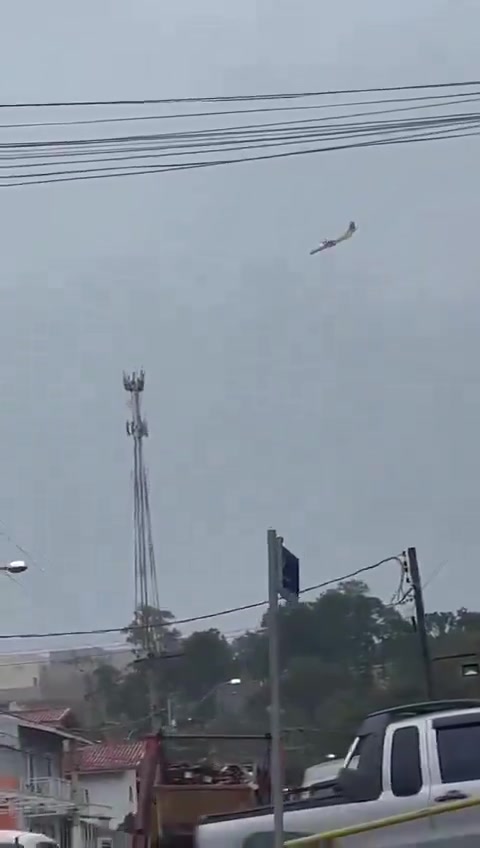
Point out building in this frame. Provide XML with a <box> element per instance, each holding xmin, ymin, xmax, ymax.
<box><xmin>0</xmin><ymin>654</ymin><xmax>48</xmax><ymax>707</ymax></box>
<box><xmin>8</xmin><ymin>707</ymin><xmax>80</xmax><ymax>732</ymax></box>
<box><xmin>74</xmin><ymin>741</ymin><xmax>147</xmax><ymax>829</ymax></box>
<box><xmin>0</xmin><ymin>648</ymin><xmax>135</xmax><ymax>720</ymax></box>
<box><xmin>0</xmin><ymin>710</ymin><xmax>127</xmax><ymax>848</ymax></box>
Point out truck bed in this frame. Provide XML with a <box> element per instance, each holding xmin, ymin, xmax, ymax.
<box><xmin>155</xmin><ymin>782</ymin><xmax>256</xmax><ymax>833</ymax></box>
<box><xmin>200</xmin><ymin>781</ymin><xmax>348</xmax><ymax>826</ymax></box>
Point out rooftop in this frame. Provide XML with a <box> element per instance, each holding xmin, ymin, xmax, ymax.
<box><xmin>75</xmin><ymin>740</ymin><xmax>147</xmax><ymax>773</ymax></box>
<box><xmin>11</xmin><ymin>706</ymin><xmax>76</xmax><ymax>728</ymax></box>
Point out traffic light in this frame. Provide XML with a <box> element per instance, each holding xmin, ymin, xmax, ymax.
<box><xmin>279</xmin><ymin>545</ymin><xmax>299</xmax><ymax>603</ymax></box>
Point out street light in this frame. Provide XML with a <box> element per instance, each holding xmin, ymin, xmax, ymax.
<box><xmin>0</xmin><ymin>560</ymin><xmax>28</xmax><ymax>574</ymax></box>
<box><xmin>196</xmin><ymin>678</ymin><xmax>242</xmax><ymax>707</ymax></box>
<box><xmin>186</xmin><ymin>678</ymin><xmax>243</xmax><ymax>723</ymax></box>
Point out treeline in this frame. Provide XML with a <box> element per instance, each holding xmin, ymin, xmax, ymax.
<box><xmin>89</xmin><ymin>581</ymin><xmax>480</xmax><ymax>768</ymax></box>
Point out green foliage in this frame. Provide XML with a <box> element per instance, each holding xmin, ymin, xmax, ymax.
<box><xmin>90</xmin><ymin>589</ymin><xmax>480</xmax><ymax>767</ymax></box>
<box><xmin>125</xmin><ymin>604</ymin><xmax>181</xmax><ymax>656</ymax></box>
<box><xmin>176</xmin><ymin>628</ymin><xmax>236</xmax><ymax>701</ymax></box>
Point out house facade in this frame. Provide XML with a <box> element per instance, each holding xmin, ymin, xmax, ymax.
<box><xmin>0</xmin><ymin>710</ymin><xmax>130</xmax><ymax>848</ymax></box>
<box><xmin>74</xmin><ymin>741</ymin><xmax>146</xmax><ymax>830</ymax></box>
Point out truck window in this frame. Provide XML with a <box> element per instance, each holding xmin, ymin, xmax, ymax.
<box><xmin>437</xmin><ymin>723</ymin><xmax>480</xmax><ymax>782</ymax></box>
<box><xmin>391</xmin><ymin>726</ymin><xmax>422</xmax><ymax>797</ymax></box>
<box><xmin>343</xmin><ymin>736</ymin><xmax>364</xmax><ymax>770</ymax></box>
<box><xmin>342</xmin><ymin>732</ymin><xmax>383</xmax><ymax>800</ymax></box>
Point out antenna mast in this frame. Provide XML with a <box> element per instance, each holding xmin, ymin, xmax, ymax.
<box><xmin>123</xmin><ymin>370</ymin><xmax>160</xmax><ymax>726</ymax></box>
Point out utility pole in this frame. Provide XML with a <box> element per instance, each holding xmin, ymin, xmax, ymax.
<box><xmin>124</xmin><ymin>370</ymin><xmax>160</xmax><ymax>730</ymax></box>
<box><xmin>407</xmin><ymin>547</ymin><xmax>434</xmax><ymax>700</ymax></box>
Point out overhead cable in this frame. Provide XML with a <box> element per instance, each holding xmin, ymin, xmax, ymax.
<box><xmin>0</xmin><ymin>78</ymin><xmax>479</xmax><ymax>109</ymax></box>
<box><xmin>0</xmin><ymin>554</ymin><xmax>402</xmax><ymax>640</ymax></box>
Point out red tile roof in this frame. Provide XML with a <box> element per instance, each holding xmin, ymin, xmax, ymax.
<box><xmin>12</xmin><ymin>706</ymin><xmax>74</xmax><ymax>728</ymax></box>
<box><xmin>76</xmin><ymin>741</ymin><xmax>147</xmax><ymax>773</ymax></box>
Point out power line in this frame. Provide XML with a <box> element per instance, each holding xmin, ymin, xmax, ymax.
<box><xmin>0</xmin><ymin>90</ymin><xmax>477</xmax><ymax>129</ymax></box>
<box><xmin>0</xmin><ymin>109</ymin><xmax>478</xmax><ymax>188</ymax></box>
<box><xmin>0</xmin><ymin>79</ymin><xmax>480</xmax><ymax>109</ymax></box>
<box><xmin>0</xmin><ymin>554</ymin><xmax>402</xmax><ymax>641</ymax></box>
<box><xmin>0</xmin><ymin>629</ymin><xmax>248</xmax><ymax>661</ymax></box>
<box><xmin>0</xmin><ymin>644</ymin><xmax>133</xmax><ymax>668</ymax></box>
<box><xmin>0</xmin><ymin>105</ymin><xmax>478</xmax><ymax>152</ymax></box>
<box><xmin>5</xmin><ymin>113</ymin><xmax>480</xmax><ymax>164</ymax></box>
<box><xmin>2</xmin><ymin>124</ymin><xmax>477</xmax><ymax>188</ymax></box>
<box><xmin>0</xmin><ymin>103</ymin><xmax>474</xmax><ymax>187</ymax></box>
<box><xmin>1</xmin><ymin>114</ymin><xmax>476</xmax><ymax>171</ymax></box>
<box><xmin>0</xmin><ymin>85</ymin><xmax>477</xmax><ymax>187</ymax></box>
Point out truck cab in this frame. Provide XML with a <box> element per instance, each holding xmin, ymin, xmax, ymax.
<box><xmin>196</xmin><ymin>699</ymin><xmax>480</xmax><ymax>848</ymax></box>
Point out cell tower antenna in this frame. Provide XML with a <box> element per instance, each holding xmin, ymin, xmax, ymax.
<box><xmin>123</xmin><ymin>370</ymin><xmax>160</xmax><ymax>727</ymax></box>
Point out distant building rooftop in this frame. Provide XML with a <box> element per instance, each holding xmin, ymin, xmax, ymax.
<box><xmin>75</xmin><ymin>740</ymin><xmax>147</xmax><ymax>773</ymax></box>
<box><xmin>10</xmin><ymin>705</ymin><xmax>76</xmax><ymax>728</ymax></box>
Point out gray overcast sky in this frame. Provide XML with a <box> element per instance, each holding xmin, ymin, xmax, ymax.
<box><xmin>0</xmin><ymin>0</ymin><xmax>480</xmax><ymax>651</ymax></box>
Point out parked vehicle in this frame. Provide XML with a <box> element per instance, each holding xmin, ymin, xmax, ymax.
<box><xmin>300</xmin><ymin>759</ymin><xmax>343</xmax><ymax>799</ymax></box>
<box><xmin>195</xmin><ymin>699</ymin><xmax>480</xmax><ymax>848</ymax></box>
<box><xmin>0</xmin><ymin>832</ymin><xmax>58</xmax><ymax>848</ymax></box>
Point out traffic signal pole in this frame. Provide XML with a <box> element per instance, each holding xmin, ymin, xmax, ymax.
<box><xmin>267</xmin><ymin>529</ymin><xmax>283</xmax><ymax>848</ymax></box>
<box><xmin>267</xmin><ymin>529</ymin><xmax>300</xmax><ymax>848</ymax></box>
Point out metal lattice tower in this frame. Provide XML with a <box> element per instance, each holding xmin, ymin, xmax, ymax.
<box><xmin>123</xmin><ymin>370</ymin><xmax>160</xmax><ymax>657</ymax></box>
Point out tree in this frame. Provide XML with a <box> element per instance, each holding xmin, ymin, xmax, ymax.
<box><xmin>234</xmin><ymin>580</ymin><xmax>447</xmax><ymax>752</ymax></box>
<box><xmin>87</xmin><ymin>661</ymin><xmax>149</xmax><ymax>733</ymax></box>
<box><xmin>234</xmin><ymin>629</ymin><xmax>268</xmax><ymax>680</ymax></box>
<box><xmin>125</xmin><ymin>604</ymin><xmax>181</xmax><ymax>656</ymax></box>
<box><xmin>92</xmin><ymin>587</ymin><xmax>480</xmax><ymax>769</ymax></box>
<box><xmin>124</xmin><ymin>605</ymin><xmax>183</xmax><ymax>723</ymax></box>
<box><xmin>175</xmin><ymin>629</ymin><xmax>235</xmax><ymax>703</ymax></box>
<box><xmin>91</xmin><ymin>663</ymin><xmax>125</xmax><ymax>722</ymax></box>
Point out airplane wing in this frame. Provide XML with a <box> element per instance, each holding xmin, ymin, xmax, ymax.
<box><xmin>310</xmin><ymin>222</ymin><xmax>357</xmax><ymax>255</ymax></box>
<box><xmin>335</xmin><ymin>221</ymin><xmax>357</xmax><ymax>244</ymax></box>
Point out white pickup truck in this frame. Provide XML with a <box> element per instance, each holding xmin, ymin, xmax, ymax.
<box><xmin>196</xmin><ymin>699</ymin><xmax>480</xmax><ymax>848</ymax></box>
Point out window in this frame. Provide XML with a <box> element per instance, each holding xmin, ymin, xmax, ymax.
<box><xmin>342</xmin><ymin>732</ymin><xmax>383</xmax><ymax>801</ymax></box>
<box><xmin>391</xmin><ymin>726</ymin><xmax>422</xmax><ymax>797</ymax></box>
<box><xmin>343</xmin><ymin>736</ymin><xmax>364</xmax><ymax>771</ymax></box>
<box><xmin>437</xmin><ymin>723</ymin><xmax>480</xmax><ymax>783</ymax></box>
<box><xmin>26</xmin><ymin>753</ymin><xmax>35</xmax><ymax>782</ymax></box>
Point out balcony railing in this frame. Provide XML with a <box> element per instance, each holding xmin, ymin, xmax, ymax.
<box><xmin>19</xmin><ymin>776</ymin><xmax>89</xmax><ymax>811</ymax></box>
<box><xmin>23</xmin><ymin>776</ymin><xmax>74</xmax><ymax>802</ymax></box>
<box><xmin>0</xmin><ymin>777</ymin><xmax>106</xmax><ymax>817</ymax></box>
